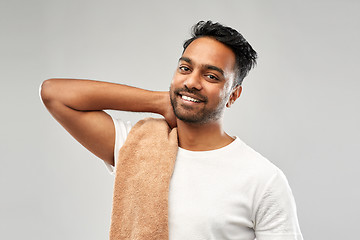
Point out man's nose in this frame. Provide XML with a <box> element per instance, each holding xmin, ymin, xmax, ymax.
<box><xmin>184</xmin><ymin>72</ymin><xmax>202</xmax><ymax>91</ymax></box>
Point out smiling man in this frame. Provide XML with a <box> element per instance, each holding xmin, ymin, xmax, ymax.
<box><xmin>170</xmin><ymin>36</ymin><xmax>241</xmax><ymax>151</ymax></box>
<box><xmin>40</xmin><ymin>21</ymin><xmax>303</xmax><ymax>240</ymax></box>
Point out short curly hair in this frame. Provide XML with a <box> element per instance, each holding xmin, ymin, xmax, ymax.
<box><xmin>183</xmin><ymin>21</ymin><xmax>257</xmax><ymax>86</ymax></box>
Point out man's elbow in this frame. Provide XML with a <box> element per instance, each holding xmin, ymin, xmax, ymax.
<box><xmin>40</xmin><ymin>79</ymin><xmax>58</xmax><ymax>106</ymax></box>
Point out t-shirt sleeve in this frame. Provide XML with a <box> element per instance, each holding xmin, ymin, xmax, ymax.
<box><xmin>254</xmin><ymin>169</ymin><xmax>303</xmax><ymax>240</ymax></box>
<box><xmin>103</xmin><ymin>116</ymin><xmax>132</xmax><ymax>175</ymax></box>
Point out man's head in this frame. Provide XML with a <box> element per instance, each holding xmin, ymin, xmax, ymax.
<box><xmin>183</xmin><ymin>21</ymin><xmax>257</xmax><ymax>87</ymax></box>
<box><xmin>170</xmin><ymin>21</ymin><xmax>257</xmax><ymax>124</ymax></box>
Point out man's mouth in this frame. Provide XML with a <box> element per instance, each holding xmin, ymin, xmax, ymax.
<box><xmin>181</xmin><ymin>95</ymin><xmax>202</xmax><ymax>103</ymax></box>
<box><xmin>175</xmin><ymin>89</ymin><xmax>207</xmax><ymax>104</ymax></box>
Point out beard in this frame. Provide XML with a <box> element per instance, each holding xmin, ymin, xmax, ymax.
<box><xmin>170</xmin><ymin>87</ymin><xmax>226</xmax><ymax>124</ymax></box>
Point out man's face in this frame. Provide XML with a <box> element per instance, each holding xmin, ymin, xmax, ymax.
<box><xmin>170</xmin><ymin>37</ymin><xmax>236</xmax><ymax>124</ymax></box>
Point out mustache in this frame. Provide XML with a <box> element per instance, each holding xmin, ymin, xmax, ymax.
<box><xmin>173</xmin><ymin>87</ymin><xmax>208</xmax><ymax>102</ymax></box>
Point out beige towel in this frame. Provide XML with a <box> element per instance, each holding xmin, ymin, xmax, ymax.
<box><xmin>110</xmin><ymin>118</ymin><xmax>178</xmax><ymax>240</ymax></box>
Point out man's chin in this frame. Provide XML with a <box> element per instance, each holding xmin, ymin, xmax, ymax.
<box><xmin>174</xmin><ymin>110</ymin><xmax>204</xmax><ymax>124</ymax></box>
<box><xmin>174</xmin><ymin>106</ymin><xmax>224</xmax><ymax>125</ymax></box>
<box><xmin>174</xmin><ymin>110</ymin><xmax>218</xmax><ymax>125</ymax></box>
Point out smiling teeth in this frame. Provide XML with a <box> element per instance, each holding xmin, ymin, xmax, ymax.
<box><xmin>182</xmin><ymin>95</ymin><xmax>200</xmax><ymax>103</ymax></box>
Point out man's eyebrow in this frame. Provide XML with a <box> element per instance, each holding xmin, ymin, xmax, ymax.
<box><xmin>179</xmin><ymin>57</ymin><xmax>191</xmax><ymax>63</ymax></box>
<box><xmin>205</xmin><ymin>65</ymin><xmax>224</xmax><ymax>76</ymax></box>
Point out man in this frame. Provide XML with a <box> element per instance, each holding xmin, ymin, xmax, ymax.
<box><xmin>41</xmin><ymin>21</ymin><xmax>303</xmax><ymax>239</ymax></box>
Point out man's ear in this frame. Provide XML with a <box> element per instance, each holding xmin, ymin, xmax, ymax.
<box><xmin>226</xmin><ymin>85</ymin><xmax>242</xmax><ymax>107</ymax></box>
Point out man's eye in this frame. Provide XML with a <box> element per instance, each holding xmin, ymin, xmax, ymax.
<box><xmin>206</xmin><ymin>74</ymin><xmax>219</xmax><ymax>81</ymax></box>
<box><xmin>179</xmin><ymin>66</ymin><xmax>190</xmax><ymax>72</ymax></box>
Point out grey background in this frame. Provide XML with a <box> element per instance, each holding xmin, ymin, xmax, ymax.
<box><xmin>1</xmin><ymin>0</ymin><xmax>359</xmax><ymax>239</ymax></box>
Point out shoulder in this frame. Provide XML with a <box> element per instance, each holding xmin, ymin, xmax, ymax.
<box><xmin>232</xmin><ymin>137</ymin><xmax>282</xmax><ymax>179</ymax></box>
<box><xmin>231</xmin><ymin>137</ymin><xmax>294</xmax><ymax>204</ymax></box>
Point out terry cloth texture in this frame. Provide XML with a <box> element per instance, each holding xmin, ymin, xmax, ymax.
<box><xmin>110</xmin><ymin>118</ymin><xmax>178</xmax><ymax>240</ymax></box>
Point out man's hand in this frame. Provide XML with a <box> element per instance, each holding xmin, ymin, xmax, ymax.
<box><xmin>162</xmin><ymin>92</ymin><xmax>177</xmax><ymax>129</ymax></box>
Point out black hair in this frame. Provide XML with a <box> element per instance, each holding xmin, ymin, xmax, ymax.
<box><xmin>183</xmin><ymin>21</ymin><xmax>257</xmax><ymax>86</ymax></box>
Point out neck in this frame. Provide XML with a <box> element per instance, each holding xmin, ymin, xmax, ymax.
<box><xmin>176</xmin><ymin>119</ymin><xmax>234</xmax><ymax>151</ymax></box>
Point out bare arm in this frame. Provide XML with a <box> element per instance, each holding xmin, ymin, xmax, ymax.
<box><xmin>40</xmin><ymin>78</ymin><xmax>175</xmax><ymax>166</ymax></box>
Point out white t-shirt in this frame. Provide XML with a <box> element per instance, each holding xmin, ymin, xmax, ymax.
<box><xmin>105</xmin><ymin>117</ymin><xmax>303</xmax><ymax>240</ymax></box>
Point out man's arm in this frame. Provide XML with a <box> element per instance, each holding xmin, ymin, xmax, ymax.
<box><xmin>40</xmin><ymin>78</ymin><xmax>175</xmax><ymax>166</ymax></box>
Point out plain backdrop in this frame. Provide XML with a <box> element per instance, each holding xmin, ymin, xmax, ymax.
<box><xmin>1</xmin><ymin>0</ymin><xmax>359</xmax><ymax>239</ymax></box>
